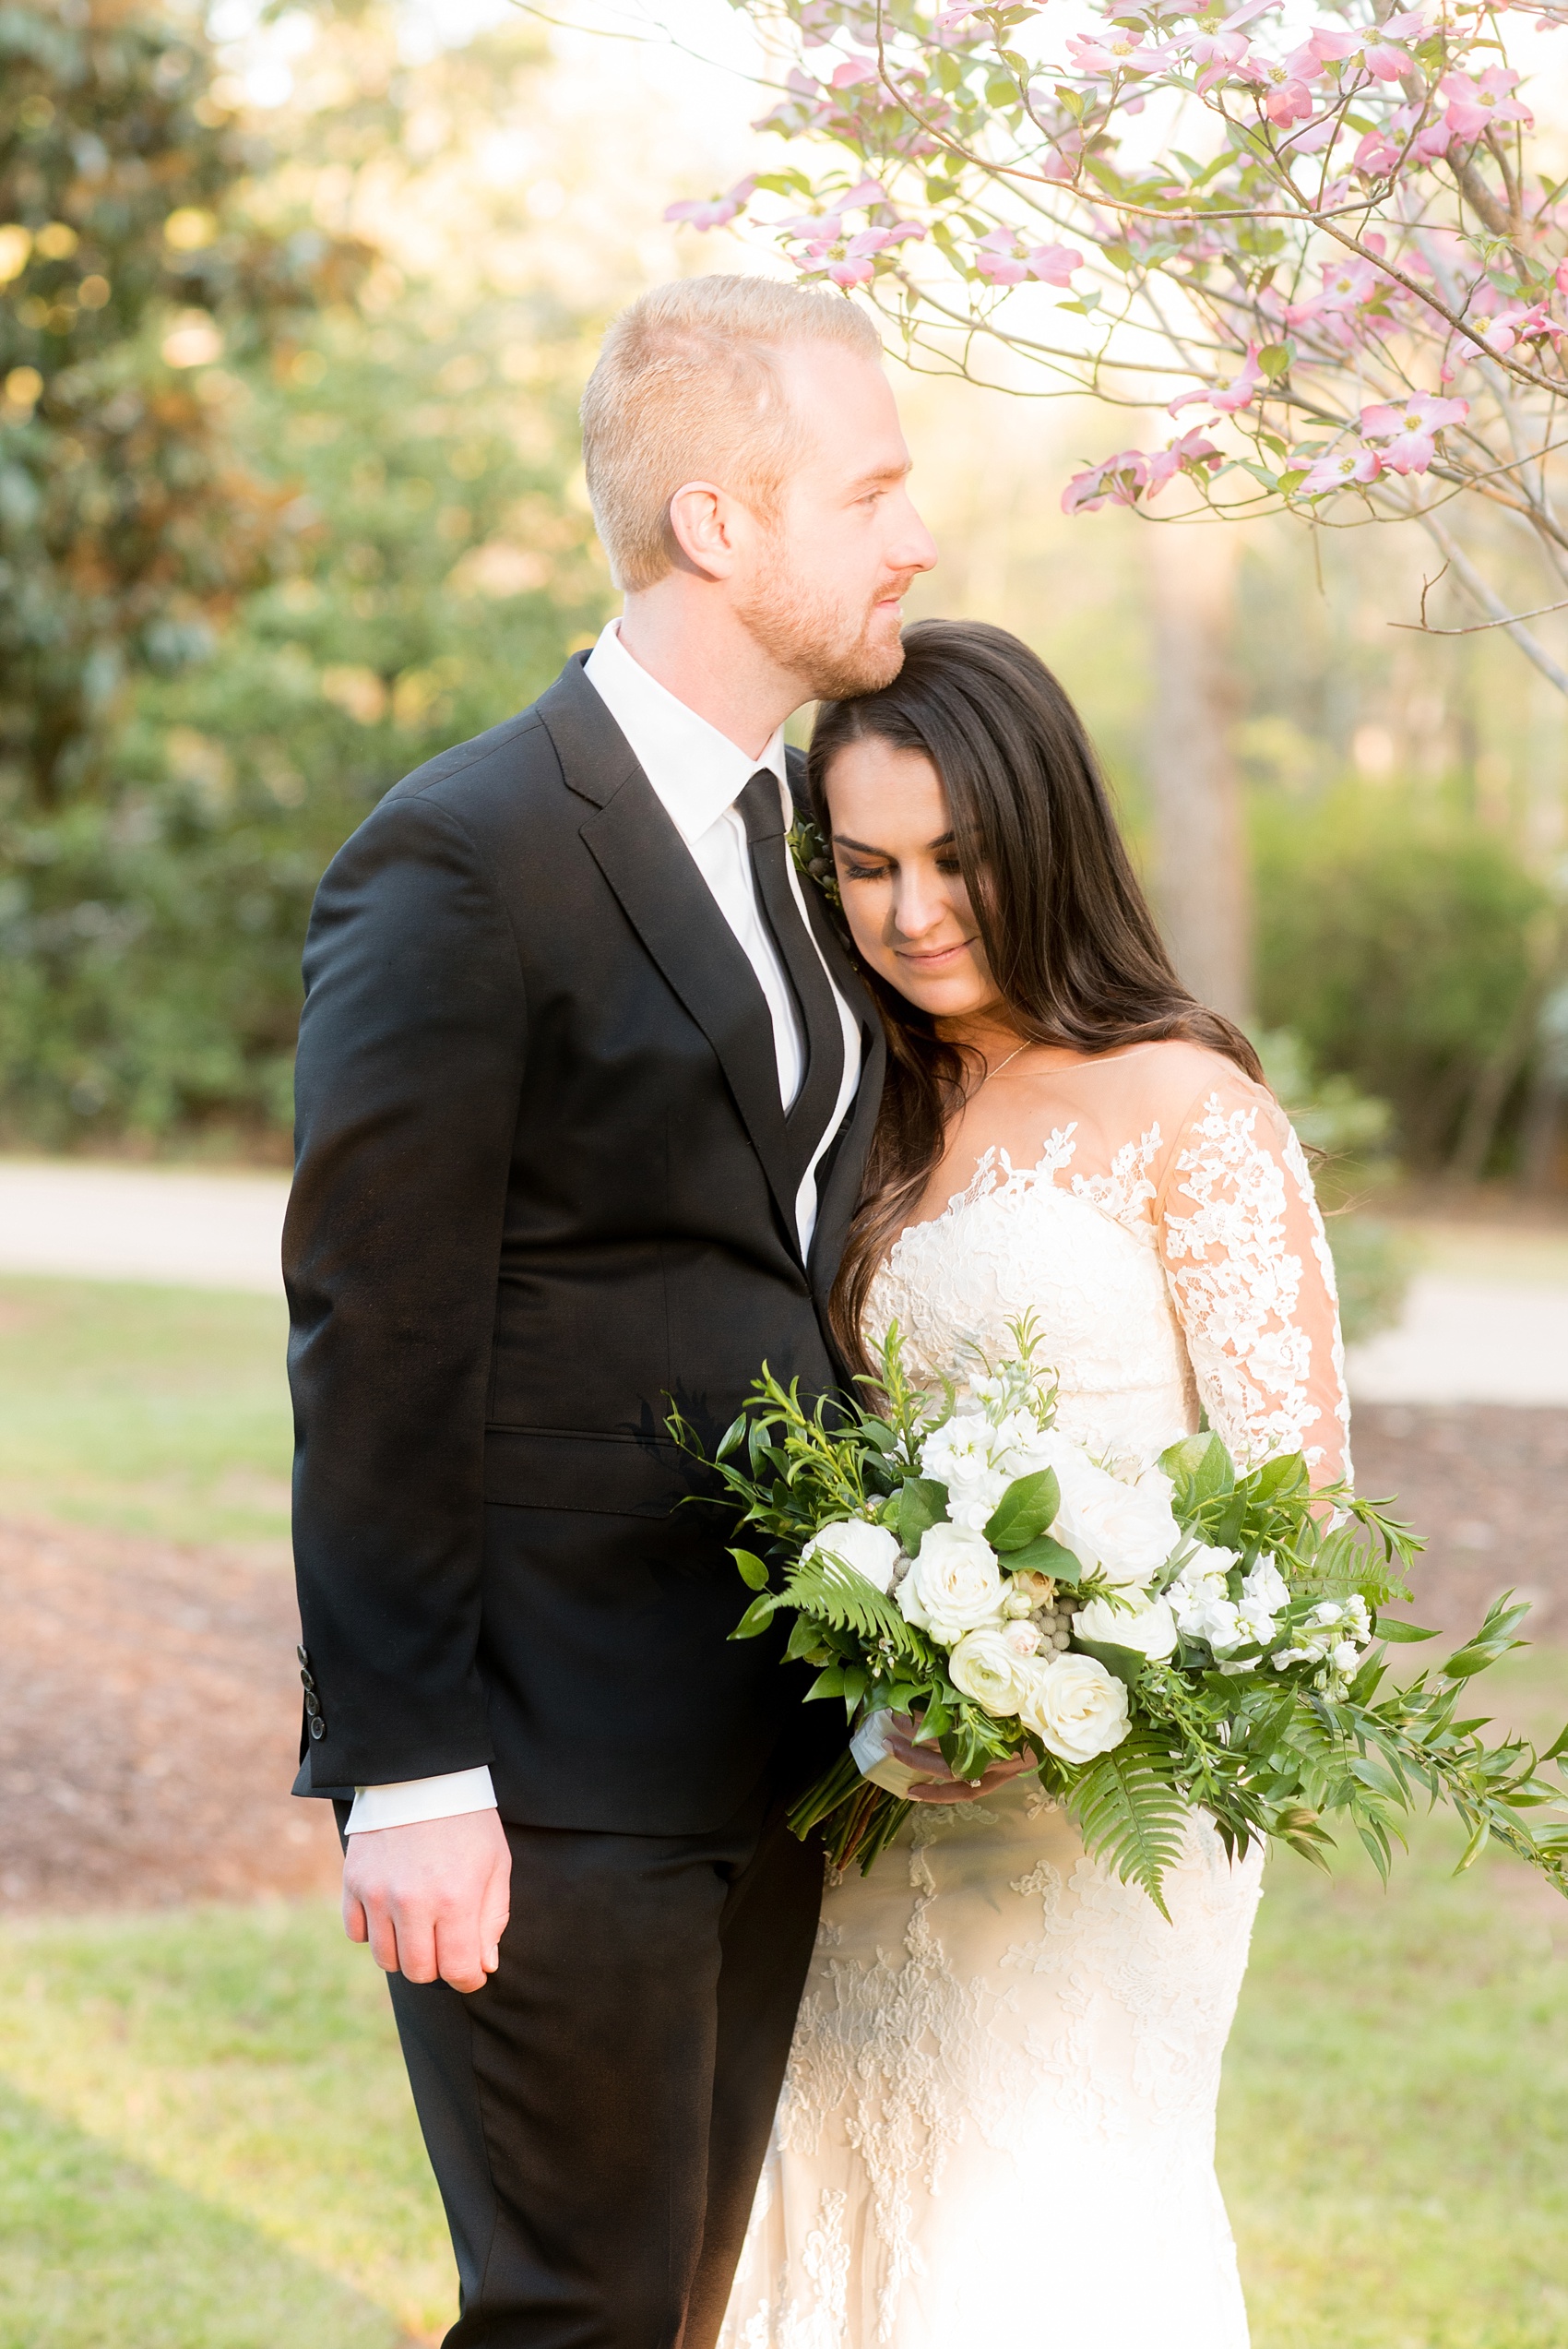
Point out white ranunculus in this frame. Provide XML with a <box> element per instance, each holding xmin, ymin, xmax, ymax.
<box><xmin>1046</xmin><ymin>1443</ymin><xmax>1181</xmax><ymax>1589</ymax></box>
<box><xmin>1018</xmin><ymin>1652</ymin><xmax>1131</xmax><ymax>1764</ymax></box>
<box><xmin>949</xmin><ymin>1624</ymin><xmax>1034</xmax><ymax>1716</ymax></box>
<box><xmin>801</xmin><ymin>1517</ymin><xmax>904</xmax><ymax>1595</ymax></box>
<box><xmin>897</xmin><ymin>1523</ymin><xmax>1006</xmax><ymax>1645</ymax></box>
<box><xmin>1075</xmin><ymin>1591</ymin><xmax>1179</xmax><ymax>1663</ymax></box>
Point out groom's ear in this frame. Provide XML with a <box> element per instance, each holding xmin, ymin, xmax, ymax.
<box><xmin>666</xmin><ymin>479</ymin><xmax>745</xmax><ymax>580</ymax></box>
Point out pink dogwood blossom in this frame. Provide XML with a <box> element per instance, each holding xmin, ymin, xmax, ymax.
<box><xmin>1146</xmin><ymin>427</ymin><xmax>1222</xmax><ymax>493</ymax></box>
<box><xmin>665</xmin><ymin>176</ymin><xmax>757</xmax><ymax>230</ymax></box>
<box><xmin>1068</xmin><ymin>30</ymin><xmax>1168</xmax><ymax>76</ymax></box>
<box><xmin>1264</xmin><ymin>75</ymin><xmax>1314</xmax><ymax>126</ymax></box>
<box><xmin>1025</xmin><ymin>241</ymin><xmax>1084</xmax><ymax>286</ymax></box>
<box><xmin>1442</xmin><ymin>66</ymin><xmax>1532</xmax><ymax>139</ymax></box>
<box><xmin>1299</xmin><ymin>446</ymin><xmax>1384</xmax><ymax>494</ymax></box>
<box><xmin>1061</xmin><ymin>451</ymin><xmax>1149</xmax><ymax>513</ymax></box>
<box><xmin>1360</xmin><ymin>41</ymin><xmax>1411</xmax><ymax>80</ymax></box>
<box><xmin>1170</xmin><ymin>343</ymin><xmax>1265</xmax><ymax>415</ymax></box>
<box><xmin>1360</xmin><ymin>392</ymin><xmax>1468</xmax><ymax>472</ymax></box>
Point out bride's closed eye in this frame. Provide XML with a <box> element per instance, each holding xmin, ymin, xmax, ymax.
<box><xmin>836</xmin><ymin>852</ymin><xmax>965</xmax><ymax>884</ymax></box>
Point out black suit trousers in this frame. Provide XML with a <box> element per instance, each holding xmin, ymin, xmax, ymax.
<box><xmin>374</xmin><ymin>1783</ymin><xmax>824</xmax><ymax>2348</ymax></box>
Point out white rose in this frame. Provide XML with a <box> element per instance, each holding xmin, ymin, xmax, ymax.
<box><xmin>1018</xmin><ymin>1652</ymin><xmax>1131</xmax><ymax>1764</ymax></box>
<box><xmin>801</xmin><ymin>1517</ymin><xmax>903</xmax><ymax>1595</ymax></box>
<box><xmin>897</xmin><ymin>1522</ymin><xmax>1006</xmax><ymax>1644</ymax></box>
<box><xmin>1001</xmin><ymin>1616</ymin><xmax>1044</xmax><ymax>1658</ymax></box>
<box><xmin>1046</xmin><ymin>1444</ymin><xmax>1181</xmax><ymax>1589</ymax></box>
<box><xmin>1075</xmin><ymin>1591</ymin><xmax>1179</xmax><ymax>1663</ymax></box>
<box><xmin>949</xmin><ymin>1624</ymin><xmax>1034</xmax><ymax>1716</ymax></box>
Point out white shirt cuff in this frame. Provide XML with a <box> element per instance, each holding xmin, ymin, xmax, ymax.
<box><xmin>344</xmin><ymin>1767</ymin><xmax>498</xmax><ymax>1833</ymax></box>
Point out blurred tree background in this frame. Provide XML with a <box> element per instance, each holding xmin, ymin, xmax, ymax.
<box><xmin>0</xmin><ymin>0</ymin><xmax>613</xmax><ymax>1149</ymax></box>
<box><xmin>1</xmin><ymin>0</ymin><xmax>1564</xmax><ymax>1197</ymax></box>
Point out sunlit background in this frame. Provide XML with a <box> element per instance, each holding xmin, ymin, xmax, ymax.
<box><xmin>0</xmin><ymin>4</ymin><xmax>1564</xmax><ymax>2344</ymax></box>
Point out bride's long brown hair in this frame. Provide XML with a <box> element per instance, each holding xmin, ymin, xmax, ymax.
<box><xmin>810</xmin><ymin>618</ymin><xmax>1264</xmax><ymax>1372</ymax></box>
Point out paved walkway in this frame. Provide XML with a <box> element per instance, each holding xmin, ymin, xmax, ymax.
<box><xmin>1347</xmin><ymin>1273</ymin><xmax>1568</xmax><ymax>1406</ymax></box>
<box><xmin>0</xmin><ymin>1159</ymin><xmax>287</xmax><ymax>1294</ymax></box>
<box><xmin>1</xmin><ymin>1159</ymin><xmax>1565</xmax><ymax>1402</ymax></box>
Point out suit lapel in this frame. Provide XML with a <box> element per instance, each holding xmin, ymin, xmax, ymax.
<box><xmin>537</xmin><ymin>659</ymin><xmax>803</xmax><ymax>1253</ymax></box>
<box><xmin>800</xmin><ymin>880</ymin><xmax>886</xmax><ymax>1311</ymax></box>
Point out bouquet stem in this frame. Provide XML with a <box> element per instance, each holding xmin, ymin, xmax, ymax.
<box><xmin>789</xmin><ymin>1750</ymin><xmax>913</xmax><ymax>1875</ymax></box>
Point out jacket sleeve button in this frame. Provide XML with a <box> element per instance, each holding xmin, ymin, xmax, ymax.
<box><xmin>309</xmin><ymin>1715</ymin><xmax>327</xmax><ymax>1739</ymax></box>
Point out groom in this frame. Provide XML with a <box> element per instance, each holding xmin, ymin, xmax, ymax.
<box><xmin>284</xmin><ymin>274</ymin><xmax>935</xmax><ymax>2345</ymax></box>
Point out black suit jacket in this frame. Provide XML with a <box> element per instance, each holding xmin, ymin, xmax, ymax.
<box><xmin>284</xmin><ymin>654</ymin><xmax>885</xmax><ymax>1832</ymax></box>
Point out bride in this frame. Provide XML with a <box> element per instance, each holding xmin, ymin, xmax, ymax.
<box><xmin>719</xmin><ymin>618</ymin><xmax>1348</xmax><ymax>2348</ymax></box>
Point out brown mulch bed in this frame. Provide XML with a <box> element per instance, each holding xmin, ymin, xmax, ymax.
<box><xmin>0</xmin><ymin>1518</ymin><xmax>341</xmax><ymax>1914</ymax></box>
<box><xmin>0</xmin><ymin>1401</ymin><xmax>1563</xmax><ymax>1914</ymax></box>
<box><xmin>1352</xmin><ymin>1402</ymin><xmax>1568</xmax><ymax>1641</ymax></box>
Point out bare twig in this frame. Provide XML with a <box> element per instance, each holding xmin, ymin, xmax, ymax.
<box><xmin>1410</xmin><ymin>511</ymin><xmax>1568</xmax><ymax>693</ymax></box>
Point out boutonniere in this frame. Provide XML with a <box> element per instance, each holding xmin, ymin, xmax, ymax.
<box><xmin>788</xmin><ymin>815</ymin><xmax>841</xmax><ymax>908</ymax></box>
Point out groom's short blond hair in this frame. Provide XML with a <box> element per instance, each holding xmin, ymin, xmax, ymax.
<box><xmin>580</xmin><ymin>274</ymin><xmax>883</xmax><ymax>590</ymax></box>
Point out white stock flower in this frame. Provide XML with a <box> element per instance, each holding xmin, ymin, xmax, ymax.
<box><xmin>1170</xmin><ymin>1544</ymin><xmax>1244</xmax><ymax>1649</ymax></box>
<box><xmin>801</xmin><ymin>1517</ymin><xmax>903</xmax><ymax>1595</ymax></box>
<box><xmin>1275</xmin><ymin>1591</ymin><xmax>1373</xmax><ymax>1674</ymax></box>
<box><xmin>897</xmin><ymin>1522</ymin><xmax>1006</xmax><ymax>1645</ymax></box>
<box><xmin>945</xmin><ymin>1472</ymin><xmax>1009</xmax><ymax>1532</ymax></box>
<box><xmin>1244</xmin><ymin>1555</ymin><xmax>1291</xmax><ymax>1615</ymax></box>
<box><xmin>1075</xmin><ymin>1590</ymin><xmax>1179</xmax><ymax>1663</ymax></box>
<box><xmin>1018</xmin><ymin>1652</ymin><xmax>1131</xmax><ymax>1764</ymax></box>
<box><xmin>920</xmin><ymin>1413</ymin><xmax>1004</xmax><ymax>1487</ymax></box>
<box><xmin>949</xmin><ymin>1624</ymin><xmax>1034</xmax><ymax>1716</ymax></box>
<box><xmin>994</xmin><ymin>1409</ymin><xmax>1057</xmax><ymax>1481</ymax></box>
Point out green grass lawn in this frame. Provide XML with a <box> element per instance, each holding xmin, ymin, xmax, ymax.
<box><xmin>0</xmin><ymin>1747</ymin><xmax>1562</xmax><ymax>2348</ymax></box>
<box><xmin>0</xmin><ymin>1274</ymin><xmax>1562</xmax><ymax>2343</ymax></box>
<box><xmin>0</xmin><ymin>1277</ymin><xmax>291</xmax><ymax>1545</ymax></box>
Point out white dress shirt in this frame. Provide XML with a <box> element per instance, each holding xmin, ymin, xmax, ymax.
<box><xmin>346</xmin><ymin>622</ymin><xmax>861</xmax><ymax>1833</ymax></box>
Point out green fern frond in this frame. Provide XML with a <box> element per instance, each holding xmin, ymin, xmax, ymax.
<box><xmin>1065</xmin><ymin>1729</ymin><xmax>1190</xmax><ymax>1919</ymax></box>
<box><xmin>779</xmin><ymin>1556</ymin><xmax>933</xmax><ymax>1663</ymax></box>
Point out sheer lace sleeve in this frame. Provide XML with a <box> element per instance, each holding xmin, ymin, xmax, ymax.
<box><xmin>1156</xmin><ymin>1073</ymin><xmax>1350</xmax><ymax>1484</ymax></box>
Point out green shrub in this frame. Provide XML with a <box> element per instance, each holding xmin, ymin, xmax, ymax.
<box><xmin>1253</xmin><ymin>788</ymin><xmax>1555</xmax><ymax>1170</ymax></box>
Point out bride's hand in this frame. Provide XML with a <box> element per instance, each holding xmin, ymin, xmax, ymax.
<box><xmin>880</xmin><ymin>1717</ymin><xmax>1034</xmax><ymax>1806</ymax></box>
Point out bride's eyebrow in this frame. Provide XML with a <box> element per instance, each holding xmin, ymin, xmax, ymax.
<box><xmin>832</xmin><ymin>830</ymin><xmax>956</xmax><ymax>855</ymax></box>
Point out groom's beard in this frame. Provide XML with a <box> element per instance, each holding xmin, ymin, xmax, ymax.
<box><xmin>733</xmin><ymin>549</ymin><xmax>911</xmax><ymax>701</ymax></box>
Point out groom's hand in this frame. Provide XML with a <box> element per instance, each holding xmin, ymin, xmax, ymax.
<box><xmin>342</xmin><ymin>1810</ymin><xmax>512</xmax><ymax>1994</ymax></box>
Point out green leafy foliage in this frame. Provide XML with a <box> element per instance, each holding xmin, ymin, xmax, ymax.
<box><xmin>1254</xmin><ymin>789</ymin><xmax>1559</xmax><ymax>1172</ymax></box>
<box><xmin>1061</xmin><ymin>1729</ymin><xmax>1190</xmax><ymax>1921</ymax></box>
<box><xmin>983</xmin><ymin>1466</ymin><xmax>1059</xmax><ymax>1551</ymax></box>
<box><xmin>685</xmin><ymin>1329</ymin><xmax>1568</xmax><ymax>1907</ymax></box>
<box><xmin>0</xmin><ymin>9</ymin><xmax>612</xmax><ymax>1146</ymax></box>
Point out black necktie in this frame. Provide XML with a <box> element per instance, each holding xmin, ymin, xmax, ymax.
<box><xmin>736</xmin><ymin>769</ymin><xmax>846</xmax><ymax>1193</ymax></box>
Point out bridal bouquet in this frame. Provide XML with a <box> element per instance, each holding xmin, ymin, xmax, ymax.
<box><xmin>673</xmin><ymin>1324</ymin><xmax>1568</xmax><ymax>1911</ymax></box>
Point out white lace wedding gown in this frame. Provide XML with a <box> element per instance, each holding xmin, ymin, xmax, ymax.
<box><xmin>720</xmin><ymin>1042</ymin><xmax>1350</xmax><ymax>2349</ymax></box>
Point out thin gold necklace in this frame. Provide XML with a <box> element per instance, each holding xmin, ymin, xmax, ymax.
<box><xmin>970</xmin><ymin>1039</ymin><xmax>1032</xmax><ymax>1099</ymax></box>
